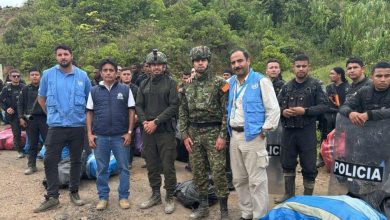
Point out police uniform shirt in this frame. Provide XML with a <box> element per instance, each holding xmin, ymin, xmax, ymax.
<box><xmin>229</xmin><ymin>74</ymin><xmax>280</xmax><ymax>130</ymax></box>
<box><xmin>86</xmin><ymin>82</ymin><xmax>135</xmax><ymax>110</ymax></box>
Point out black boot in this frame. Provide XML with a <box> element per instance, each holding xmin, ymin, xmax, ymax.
<box><xmin>219</xmin><ymin>197</ymin><xmax>230</xmax><ymax>220</ymax></box>
<box><xmin>274</xmin><ymin>174</ymin><xmax>295</xmax><ymax>204</ymax></box>
<box><xmin>303</xmin><ymin>179</ymin><xmax>315</xmax><ymax>195</ymax></box>
<box><xmin>140</xmin><ymin>189</ymin><xmax>162</xmax><ymax>209</ymax></box>
<box><xmin>189</xmin><ymin>195</ymin><xmax>209</xmax><ymax>219</ymax></box>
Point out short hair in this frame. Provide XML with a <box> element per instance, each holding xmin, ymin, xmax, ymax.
<box><xmin>266</xmin><ymin>58</ymin><xmax>280</xmax><ymax>65</ymax></box>
<box><xmin>182</xmin><ymin>70</ymin><xmax>191</xmax><ymax>76</ymax></box>
<box><xmin>99</xmin><ymin>58</ymin><xmax>118</xmax><ymax>72</ymax></box>
<box><xmin>371</xmin><ymin>61</ymin><xmax>390</xmax><ymax>75</ymax></box>
<box><xmin>29</xmin><ymin>67</ymin><xmax>40</xmax><ymax>74</ymax></box>
<box><xmin>346</xmin><ymin>57</ymin><xmax>364</xmax><ymax>67</ymax></box>
<box><xmin>223</xmin><ymin>69</ymin><xmax>233</xmax><ymax>75</ymax></box>
<box><xmin>121</xmin><ymin>67</ymin><xmax>132</xmax><ymax>72</ymax></box>
<box><xmin>9</xmin><ymin>69</ymin><xmax>20</xmax><ymax>75</ymax></box>
<box><xmin>54</xmin><ymin>44</ymin><xmax>72</xmax><ymax>54</ymax></box>
<box><xmin>230</xmin><ymin>48</ymin><xmax>250</xmax><ymax>60</ymax></box>
<box><xmin>293</xmin><ymin>54</ymin><xmax>309</xmax><ymax>63</ymax></box>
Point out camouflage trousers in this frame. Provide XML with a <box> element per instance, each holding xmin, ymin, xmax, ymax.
<box><xmin>188</xmin><ymin>126</ymin><xmax>229</xmax><ymax>197</ymax></box>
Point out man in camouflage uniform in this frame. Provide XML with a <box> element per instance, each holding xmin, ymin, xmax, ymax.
<box><xmin>179</xmin><ymin>46</ymin><xmax>230</xmax><ymax>220</ymax></box>
<box><xmin>136</xmin><ymin>49</ymin><xmax>179</xmax><ymax>214</ymax></box>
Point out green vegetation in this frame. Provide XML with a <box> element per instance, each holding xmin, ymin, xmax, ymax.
<box><xmin>0</xmin><ymin>0</ymin><xmax>389</xmax><ymax>82</ymax></box>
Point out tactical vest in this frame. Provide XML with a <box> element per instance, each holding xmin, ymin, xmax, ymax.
<box><xmin>280</xmin><ymin>77</ymin><xmax>320</xmax><ymax>128</ymax></box>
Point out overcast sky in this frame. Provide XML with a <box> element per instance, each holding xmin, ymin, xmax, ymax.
<box><xmin>0</xmin><ymin>0</ymin><xmax>27</xmax><ymax>7</ymax></box>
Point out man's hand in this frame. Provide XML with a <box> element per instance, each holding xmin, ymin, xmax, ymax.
<box><xmin>122</xmin><ymin>133</ymin><xmax>131</xmax><ymax>146</ymax></box>
<box><xmin>215</xmin><ymin>136</ymin><xmax>226</xmax><ymax>151</ymax></box>
<box><xmin>349</xmin><ymin>112</ymin><xmax>368</xmax><ymax>126</ymax></box>
<box><xmin>19</xmin><ymin>118</ymin><xmax>27</xmax><ymax>128</ymax></box>
<box><xmin>88</xmin><ymin>133</ymin><xmax>97</xmax><ymax>149</ymax></box>
<box><xmin>6</xmin><ymin>108</ymin><xmax>14</xmax><ymax>114</ymax></box>
<box><xmin>290</xmin><ymin>107</ymin><xmax>305</xmax><ymax>116</ymax></box>
<box><xmin>282</xmin><ymin>109</ymin><xmax>295</xmax><ymax>118</ymax></box>
<box><xmin>183</xmin><ymin>137</ymin><xmax>194</xmax><ymax>153</ymax></box>
<box><xmin>260</xmin><ymin>128</ymin><xmax>270</xmax><ymax>140</ymax></box>
<box><xmin>143</xmin><ymin>120</ymin><xmax>157</xmax><ymax>134</ymax></box>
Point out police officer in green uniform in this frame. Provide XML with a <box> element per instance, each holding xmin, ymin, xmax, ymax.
<box><xmin>136</xmin><ymin>49</ymin><xmax>179</xmax><ymax>214</ymax></box>
<box><xmin>179</xmin><ymin>46</ymin><xmax>230</xmax><ymax>220</ymax></box>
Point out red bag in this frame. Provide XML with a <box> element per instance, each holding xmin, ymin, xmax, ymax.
<box><xmin>321</xmin><ymin>129</ymin><xmax>346</xmax><ymax>172</ymax></box>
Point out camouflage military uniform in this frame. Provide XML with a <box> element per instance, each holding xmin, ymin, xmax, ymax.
<box><xmin>179</xmin><ymin>69</ymin><xmax>229</xmax><ymax>198</ymax></box>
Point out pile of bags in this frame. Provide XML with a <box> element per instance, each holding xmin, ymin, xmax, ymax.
<box><xmin>0</xmin><ymin>126</ymin><xmax>27</xmax><ymax>150</ymax></box>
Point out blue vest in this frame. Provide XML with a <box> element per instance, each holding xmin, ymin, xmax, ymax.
<box><xmin>227</xmin><ymin>69</ymin><xmax>266</xmax><ymax>141</ymax></box>
<box><xmin>91</xmin><ymin>82</ymin><xmax>130</xmax><ymax>136</ymax></box>
<box><xmin>44</xmin><ymin>66</ymin><xmax>90</xmax><ymax>127</ymax></box>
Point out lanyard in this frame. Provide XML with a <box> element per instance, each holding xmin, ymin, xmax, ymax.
<box><xmin>234</xmin><ymin>71</ymin><xmax>253</xmax><ymax>101</ymax></box>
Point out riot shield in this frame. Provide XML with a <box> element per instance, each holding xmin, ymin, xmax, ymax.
<box><xmin>266</xmin><ymin>123</ymin><xmax>284</xmax><ymax>194</ymax></box>
<box><xmin>328</xmin><ymin>114</ymin><xmax>390</xmax><ymax>196</ymax></box>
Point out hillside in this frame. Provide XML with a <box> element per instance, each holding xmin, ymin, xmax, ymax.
<box><xmin>0</xmin><ymin>0</ymin><xmax>389</xmax><ymax>80</ymax></box>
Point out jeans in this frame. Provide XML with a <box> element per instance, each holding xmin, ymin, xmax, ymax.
<box><xmin>95</xmin><ymin>135</ymin><xmax>130</xmax><ymax>200</ymax></box>
<box><xmin>44</xmin><ymin>127</ymin><xmax>85</xmax><ymax>198</ymax></box>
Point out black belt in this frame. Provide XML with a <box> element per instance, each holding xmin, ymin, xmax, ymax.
<box><xmin>231</xmin><ymin>126</ymin><xmax>244</xmax><ymax>132</ymax></box>
<box><xmin>189</xmin><ymin>122</ymin><xmax>222</xmax><ymax>128</ymax></box>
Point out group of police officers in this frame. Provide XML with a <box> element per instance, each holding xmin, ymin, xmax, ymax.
<box><xmin>1</xmin><ymin>43</ymin><xmax>390</xmax><ymax>219</ymax></box>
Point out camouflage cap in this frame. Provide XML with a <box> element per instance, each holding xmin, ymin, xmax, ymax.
<box><xmin>190</xmin><ymin>46</ymin><xmax>211</xmax><ymax>61</ymax></box>
<box><xmin>145</xmin><ymin>49</ymin><xmax>167</xmax><ymax>64</ymax></box>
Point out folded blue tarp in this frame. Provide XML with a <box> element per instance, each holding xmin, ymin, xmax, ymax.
<box><xmin>261</xmin><ymin>195</ymin><xmax>386</xmax><ymax>220</ymax></box>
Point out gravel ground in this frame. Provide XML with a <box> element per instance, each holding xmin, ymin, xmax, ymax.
<box><xmin>0</xmin><ymin>149</ymin><xmax>330</xmax><ymax>220</ymax></box>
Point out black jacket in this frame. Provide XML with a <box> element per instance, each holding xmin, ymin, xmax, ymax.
<box><xmin>340</xmin><ymin>85</ymin><xmax>390</xmax><ymax>121</ymax></box>
<box><xmin>17</xmin><ymin>84</ymin><xmax>46</xmax><ymax>118</ymax></box>
<box><xmin>135</xmin><ymin>74</ymin><xmax>178</xmax><ymax>132</ymax></box>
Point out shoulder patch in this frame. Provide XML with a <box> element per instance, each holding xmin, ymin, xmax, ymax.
<box><xmin>221</xmin><ymin>83</ymin><xmax>229</xmax><ymax>93</ymax></box>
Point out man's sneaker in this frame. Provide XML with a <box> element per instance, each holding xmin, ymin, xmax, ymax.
<box><xmin>119</xmin><ymin>199</ymin><xmax>130</xmax><ymax>209</ymax></box>
<box><xmin>17</xmin><ymin>152</ymin><xmax>25</xmax><ymax>159</ymax></box>
<box><xmin>33</xmin><ymin>196</ymin><xmax>59</xmax><ymax>213</ymax></box>
<box><xmin>69</xmin><ymin>192</ymin><xmax>85</xmax><ymax>206</ymax></box>
<box><xmin>96</xmin><ymin>200</ymin><xmax>108</xmax><ymax>211</ymax></box>
<box><xmin>140</xmin><ymin>193</ymin><xmax>161</xmax><ymax>209</ymax></box>
<box><xmin>164</xmin><ymin>198</ymin><xmax>175</xmax><ymax>214</ymax></box>
<box><xmin>24</xmin><ymin>167</ymin><xmax>37</xmax><ymax>175</ymax></box>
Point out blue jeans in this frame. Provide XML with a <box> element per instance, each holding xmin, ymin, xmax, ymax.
<box><xmin>95</xmin><ymin>135</ymin><xmax>130</xmax><ymax>200</ymax></box>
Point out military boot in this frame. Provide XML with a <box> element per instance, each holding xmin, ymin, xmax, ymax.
<box><xmin>303</xmin><ymin>179</ymin><xmax>315</xmax><ymax>195</ymax></box>
<box><xmin>69</xmin><ymin>191</ymin><xmax>85</xmax><ymax>206</ymax></box>
<box><xmin>189</xmin><ymin>195</ymin><xmax>209</xmax><ymax>219</ymax></box>
<box><xmin>274</xmin><ymin>174</ymin><xmax>295</xmax><ymax>204</ymax></box>
<box><xmin>33</xmin><ymin>196</ymin><xmax>59</xmax><ymax>213</ymax></box>
<box><xmin>24</xmin><ymin>167</ymin><xmax>38</xmax><ymax>175</ymax></box>
<box><xmin>140</xmin><ymin>190</ymin><xmax>162</xmax><ymax>209</ymax></box>
<box><xmin>219</xmin><ymin>197</ymin><xmax>230</xmax><ymax>220</ymax></box>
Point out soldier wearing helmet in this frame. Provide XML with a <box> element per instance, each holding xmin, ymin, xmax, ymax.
<box><xmin>135</xmin><ymin>49</ymin><xmax>179</xmax><ymax>214</ymax></box>
<box><xmin>179</xmin><ymin>46</ymin><xmax>230</xmax><ymax>219</ymax></box>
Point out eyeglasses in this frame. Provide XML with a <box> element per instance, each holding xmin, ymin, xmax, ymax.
<box><xmin>11</xmin><ymin>75</ymin><xmax>21</xmax><ymax>78</ymax></box>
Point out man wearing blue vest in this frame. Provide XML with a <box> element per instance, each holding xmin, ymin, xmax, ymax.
<box><xmin>227</xmin><ymin>49</ymin><xmax>280</xmax><ymax>219</ymax></box>
<box><xmin>34</xmin><ymin>44</ymin><xmax>91</xmax><ymax>213</ymax></box>
<box><xmin>86</xmin><ymin>59</ymin><xmax>135</xmax><ymax>210</ymax></box>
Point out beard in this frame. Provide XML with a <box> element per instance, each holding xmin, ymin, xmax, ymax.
<box><xmin>59</xmin><ymin>60</ymin><xmax>72</xmax><ymax>68</ymax></box>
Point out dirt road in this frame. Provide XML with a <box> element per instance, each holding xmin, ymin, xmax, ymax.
<box><xmin>0</xmin><ymin>150</ymin><xmax>330</xmax><ymax>220</ymax></box>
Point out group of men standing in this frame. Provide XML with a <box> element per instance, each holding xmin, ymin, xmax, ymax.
<box><xmin>2</xmin><ymin>42</ymin><xmax>389</xmax><ymax>220</ymax></box>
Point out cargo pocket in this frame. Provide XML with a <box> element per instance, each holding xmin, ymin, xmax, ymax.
<box><xmin>256</xmin><ymin>151</ymin><xmax>269</xmax><ymax>168</ymax></box>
